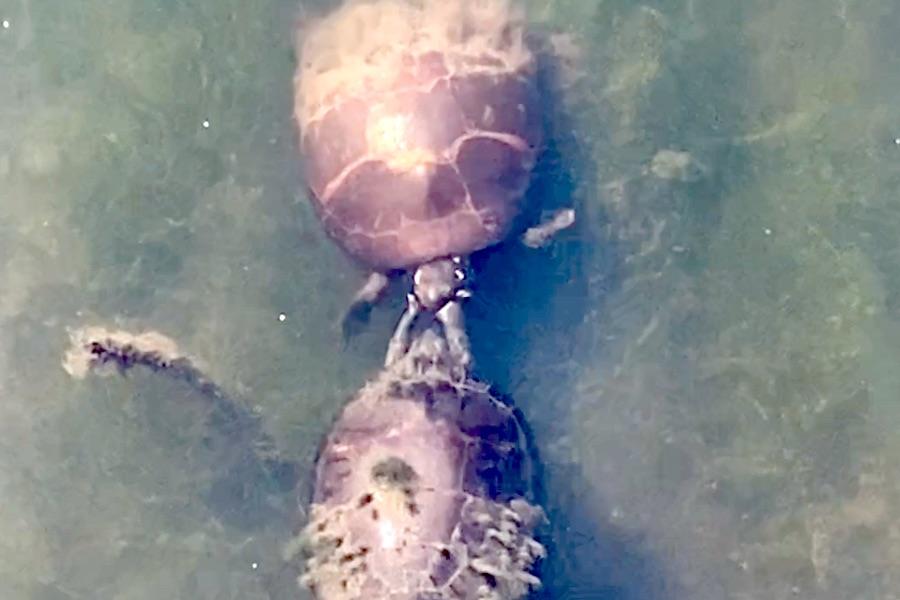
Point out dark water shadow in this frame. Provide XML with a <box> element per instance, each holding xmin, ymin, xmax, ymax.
<box><xmin>506</xmin><ymin>390</ymin><xmax>675</xmax><ymax>600</ymax></box>
<box><xmin>535</xmin><ymin>468</ymin><xmax>677</xmax><ymax>600</ymax></box>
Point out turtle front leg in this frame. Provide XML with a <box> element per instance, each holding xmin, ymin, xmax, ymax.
<box><xmin>521</xmin><ymin>208</ymin><xmax>576</xmax><ymax>248</ymax></box>
<box><xmin>435</xmin><ymin>299</ymin><xmax>472</xmax><ymax>372</ymax></box>
<box><xmin>385</xmin><ymin>293</ymin><xmax>421</xmax><ymax>367</ymax></box>
<box><xmin>340</xmin><ymin>271</ymin><xmax>391</xmax><ymax>343</ymax></box>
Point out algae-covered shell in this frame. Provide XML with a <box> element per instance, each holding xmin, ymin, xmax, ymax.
<box><xmin>300</xmin><ymin>330</ymin><xmax>545</xmax><ymax>599</ymax></box>
<box><xmin>294</xmin><ymin>0</ymin><xmax>541</xmax><ymax>270</ymax></box>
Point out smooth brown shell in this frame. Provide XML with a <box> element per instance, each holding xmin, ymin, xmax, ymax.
<box><xmin>295</xmin><ymin>0</ymin><xmax>541</xmax><ymax>270</ymax></box>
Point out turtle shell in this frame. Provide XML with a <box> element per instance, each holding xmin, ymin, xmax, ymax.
<box><xmin>295</xmin><ymin>0</ymin><xmax>541</xmax><ymax>270</ymax></box>
<box><xmin>300</xmin><ymin>331</ymin><xmax>545</xmax><ymax>599</ymax></box>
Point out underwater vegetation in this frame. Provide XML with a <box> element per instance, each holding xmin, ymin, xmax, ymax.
<box><xmin>2</xmin><ymin>0</ymin><xmax>900</xmax><ymax>599</ymax></box>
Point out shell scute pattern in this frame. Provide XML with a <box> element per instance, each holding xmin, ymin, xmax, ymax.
<box><xmin>295</xmin><ymin>0</ymin><xmax>541</xmax><ymax>270</ymax></box>
<box><xmin>303</xmin><ymin>98</ymin><xmax>371</xmax><ymax>199</ymax></box>
<box><xmin>448</xmin><ymin>73</ymin><xmax>539</xmax><ymax>142</ymax></box>
<box><xmin>411</xmin><ymin>81</ymin><xmax>467</xmax><ymax>153</ymax></box>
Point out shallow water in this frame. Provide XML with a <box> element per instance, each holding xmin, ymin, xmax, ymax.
<box><xmin>3</xmin><ymin>0</ymin><xmax>900</xmax><ymax>598</ymax></box>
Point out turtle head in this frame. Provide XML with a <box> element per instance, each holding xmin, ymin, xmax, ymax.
<box><xmin>412</xmin><ymin>257</ymin><xmax>470</xmax><ymax>312</ymax></box>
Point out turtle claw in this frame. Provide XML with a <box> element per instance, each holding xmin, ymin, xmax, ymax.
<box><xmin>338</xmin><ymin>301</ymin><xmax>373</xmax><ymax>348</ymax></box>
<box><xmin>338</xmin><ymin>272</ymin><xmax>390</xmax><ymax>346</ymax></box>
<box><xmin>385</xmin><ymin>294</ymin><xmax>421</xmax><ymax>367</ymax></box>
<box><xmin>436</xmin><ymin>301</ymin><xmax>473</xmax><ymax>373</ymax></box>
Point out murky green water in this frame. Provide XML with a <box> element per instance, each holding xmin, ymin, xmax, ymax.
<box><xmin>3</xmin><ymin>0</ymin><xmax>900</xmax><ymax>598</ymax></box>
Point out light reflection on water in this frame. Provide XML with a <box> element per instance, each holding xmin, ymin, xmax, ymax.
<box><xmin>2</xmin><ymin>0</ymin><xmax>900</xmax><ymax>598</ymax></box>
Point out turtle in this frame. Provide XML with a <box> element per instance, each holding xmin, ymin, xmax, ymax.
<box><xmin>64</xmin><ymin>322</ymin><xmax>546</xmax><ymax>600</ymax></box>
<box><xmin>300</xmin><ymin>324</ymin><xmax>545</xmax><ymax>599</ymax></box>
<box><xmin>294</xmin><ymin>0</ymin><xmax>575</xmax><ymax>364</ymax></box>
